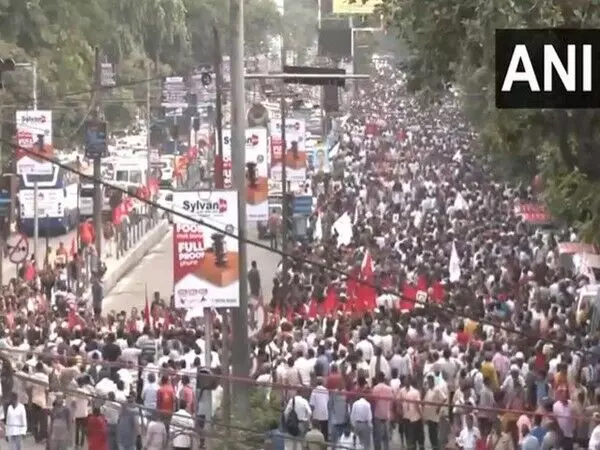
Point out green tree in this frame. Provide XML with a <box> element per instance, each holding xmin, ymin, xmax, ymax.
<box><xmin>283</xmin><ymin>0</ymin><xmax>318</xmax><ymax>63</ymax></box>
<box><xmin>381</xmin><ymin>0</ymin><xmax>600</xmax><ymax>243</ymax></box>
<box><xmin>0</xmin><ymin>0</ymin><xmax>283</xmax><ymax>151</ymax></box>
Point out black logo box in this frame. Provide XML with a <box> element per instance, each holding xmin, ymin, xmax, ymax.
<box><xmin>495</xmin><ymin>29</ymin><xmax>600</xmax><ymax>109</ymax></box>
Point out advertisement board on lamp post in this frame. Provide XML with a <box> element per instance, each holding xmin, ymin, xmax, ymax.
<box><xmin>269</xmin><ymin>118</ymin><xmax>307</xmax><ymax>184</ymax></box>
<box><xmin>172</xmin><ymin>190</ymin><xmax>240</xmax><ymax>309</ymax></box>
<box><xmin>15</xmin><ymin>110</ymin><xmax>54</xmax><ymax>175</ymax></box>
<box><xmin>220</xmin><ymin>127</ymin><xmax>269</xmax><ymax>221</ymax></box>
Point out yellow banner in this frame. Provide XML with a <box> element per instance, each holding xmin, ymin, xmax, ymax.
<box><xmin>332</xmin><ymin>0</ymin><xmax>382</xmax><ymax>14</ymax></box>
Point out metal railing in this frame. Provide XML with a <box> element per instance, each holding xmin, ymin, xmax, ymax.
<box><xmin>77</xmin><ymin>214</ymin><xmax>159</xmax><ymax>292</ymax></box>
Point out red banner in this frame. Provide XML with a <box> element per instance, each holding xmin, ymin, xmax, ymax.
<box><xmin>173</xmin><ymin>222</ymin><xmax>206</xmax><ymax>283</ymax></box>
<box><xmin>270</xmin><ymin>138</ymin><xmax>283</xmax><ymax>164</ymax></box>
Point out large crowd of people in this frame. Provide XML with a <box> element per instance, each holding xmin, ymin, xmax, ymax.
<box><xmin>0</xmin><ymin>58</ymin><xmax>596</xmax><ymax>450</ymax></box>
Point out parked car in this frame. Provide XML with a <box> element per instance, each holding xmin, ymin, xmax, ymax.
<box><xmin>157</xmin><ymin>189</ymin><xmax>173</xmax><ymax>222</ymax></box>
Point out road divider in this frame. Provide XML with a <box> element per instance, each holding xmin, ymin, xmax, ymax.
<box><xmin>84</xmin><ymin>219</ymin><xmax>170</xmax><ymax>296</ymax></box>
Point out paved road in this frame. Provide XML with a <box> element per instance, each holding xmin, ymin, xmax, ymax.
<box><xmin>1</xmin><ymin>228</ymin><xmax>78</xmax><ymax>281</ymax></box>
<box><xmin>103</xmin><ymin>223</ymin><xmax>281</xmax><ymax>314</ymax></box>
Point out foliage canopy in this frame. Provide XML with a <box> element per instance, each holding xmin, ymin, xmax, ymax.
<box><xmin>380</xmin><ymin>0</ymin><xmax>600</xmax><ymax>243</ymax></box>
<box><xmin>0</xmin><ymin>0</ymin><xmax>288</xmax><ymax>149</ymax></box>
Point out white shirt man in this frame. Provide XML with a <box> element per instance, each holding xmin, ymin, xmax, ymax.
<box><xmin>309</xmin><ymin>384</ymin><xmax>329</xmax><ymax>422</ymax></box>
<box><xmin>294</xmin><ymin>356</ymin><xmax>312</xmax><ymax>386</ymax></box>
<box><xmin>356</xmin><ymin>339</ymin><xmax>374</xmax><ymax>362</ymax></box>
<box><xmin>170</xmin><ymin>406</ymin><xmax>195</xmax><ymax>450</ymax></box>
<box><xmin>350</xmin><ymin>397</ymin><xmax>373</xmax><ymax>427</ymax></box>
<box><xmin>589</xmin><ymin>419</ymin><xmax>600</xmax><ymax>450</ymax></box>
<box><xmin>5</xmin><ymin>396</ymin><xmax>27</xmax><ymax>446</ymax></box>
<box><xmin>284</xmin><ymin>394</ymin><xmax>312</xmax><ymax>423</ymax></box>
<box><xmin>457</xmin><ymin>422</ymin><xmax>481</xmax><ymax>450</ymax></box>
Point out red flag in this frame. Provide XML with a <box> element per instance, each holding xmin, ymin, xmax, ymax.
<box><xmin>356</xmin><ymin>251</ymin><xmax>377</xmax><ymax>312</ymax></box>
<box><xmin>345</xmin><ymin>267</ymin><xmax>360</xmax><ymax>312</ymax></box>
<box><xmin>68</xmin><ymin>307</ymin><xmax>85</xmax><ymax>330</ymax></box>
<box><xmin>112</xmin><ymin>204</ymin><xmax>123</xmax><ymax>225</ymax></box>
<box><xmin>416</xmin><ymin>274</ymin><xmax>428</xmax><ymax>292</ymax></box>
<box><xmin>6</xmin><ymin>312</ymin><xmax>14</xmax><ymax>330</ymax></box>
<box><xmin>323</xmin><ymin>285</ymin><xmax>338</xmax><ymax>315</ymax></box>
<box><xmin>400</xmin><ymin>283</ymin><xmax>417</xmax><ymax>311</ymax></box>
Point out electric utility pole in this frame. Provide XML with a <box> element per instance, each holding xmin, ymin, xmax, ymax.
<box><xmin>92</xmin><ymin>48</ymin><xmax>103</xmax><ymax>262</ymax></box>
<box><xmin>279</xmin><ymin>4</ymin><xmax>290</xmax><ymax>314</ymax></box>
<box><xmin>229</xmin><ymin>0</ymin><xmax>250</xmax><ymax>417</ymax></box>
<box><xmin>214</xmin><ymin>24</ymin><xmax>224</xmax><ymax>191</ymax></box>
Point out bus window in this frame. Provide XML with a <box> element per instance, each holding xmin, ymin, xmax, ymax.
<box><xmin>130</xmin><ymin>170</ymin><xmax>143</xmax><ymax>184</ymax></box>
<box><xmin>80</xmin><ymin>187</ymin><xmax>95</xmax><ymax>198</ymax></box>
<box><xmin>159</xmin><ymin>180</ymin><xmax>173</xmax><ymax>190</ymax></box>
<box><xmin>116</xmin><ymin>170</ymin><xmax>129</xmax><ymax>182</ymax></box>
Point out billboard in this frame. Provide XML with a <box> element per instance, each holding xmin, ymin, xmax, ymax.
<box><xmin>308</xmin><ymin>143</ymin><xmax>330</xmax><ymax>174</ymax></box>
<box><xmin>269</xmin><ymin>118</ymin><xmax>307</xmax><ymax>184</ymax></box>
<box><xmin>220</xmin><ymin>127</ymin><xmax>269</xmax><ymax>221</ymax></box>
<box><xmin>318</xmin><ymin>28</ymin><xmax>352</xmax><ymax>59</ymax></box>
<box><xmin>15</xmin><ymin>110</ymin><xmax>54</xmax><ymax>175</ymax></box>
<box><xmin>172</xmin><ymin>190</ymin><xmax>240</xmax><ymax>309</ymax></box>
<box><xmin>16</xmin><ymin>110</ymin><xmax>52</xmax><ymax>149</ymax></box>
<box><xmin>332</xmin><ymin>0</ymin><xmax>381</xmax><ymax>14</ymax></box>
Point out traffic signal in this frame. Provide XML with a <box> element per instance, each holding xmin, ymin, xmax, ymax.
<box><xmin>290</xmin><ymin>140</ymin><xmax>299</xmax><ymax>159</ymax></box>
<box><xmin>170</xmin><ymin>125</ymin><xmax>179</xmax><ymax>140</ymax></box>
<box><xmin>201</xmin><ymin>71</ymin><xmax>212</xmax><ymax>86</ymax></box>
<box><xmin>211</xmin><ymin>233</ymin><xmax>227</xmax><ymax>266</ymax></box>
<box><xmin>283</xmin><ymin>65</ymin><xmax>345</xmax><ymax>87</ymax></box>
<box><xmin>0</xmin><ymin>59</ymin><xmax>15</xmax><ymax>89</ymax></box>
<box><xmin>283</xmin><ymin>192</ymin><xmax>294</xmax><ymax>235</ymax></box>
<box><xmin>192</xmin><ymin>116</ymin><xmax>200</xmax><ymax>132</ymax></box>
<box><xmin>246</xmin><ymin>162</ymin><xmax>257</xmax><ymax>188</ymax></box>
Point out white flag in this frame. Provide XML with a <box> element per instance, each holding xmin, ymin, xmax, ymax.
<box><xmin>579</xmin><ymin>253</ymin><xmax>597</xmax><ymax>283</ymax></box>
<box><xmin>453</xmin><ymin>193</ymin><xmax>468</xmax><ymax>211</ymax></box>
<box><xmin>449</xmin><ymin>241</ymin><xmax>461</xmax><ymax>282</ymax></box>
<box><xmin>314</xmin><ymin>214</ymin><xmax>323</xmax><ymax>241</ymax></box>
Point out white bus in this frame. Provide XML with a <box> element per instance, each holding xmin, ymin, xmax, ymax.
<box><xmin>18</xmin><ymin>161</ymin><xmax>80</xmax><ymax>235</ymax></box>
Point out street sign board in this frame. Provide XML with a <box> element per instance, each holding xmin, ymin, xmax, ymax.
<box><xmin>292</xmin><ymin>195</ymin><xmax>312</xmax><ymax>215</ymax></box>
<box><xmin>0</xmin><ymin>191</ymin><xmax>10</xmax><ymax>217</ymax></box>
<box><xmin>16</xmin><ymin>156</ymin><xmax>53</xmax><ymax>175</ymax></box>
<box><xmin>161</xmin><ymin>76</ymin><xmax>188</xmax><ymax>109</ymax></box>
<box><xmin>7</xmin><ymin>232</ymin><xmax>28</xmax><ymax>264</ymax></box>
<box><xmin>100</xmin><ymin>63</ymin><xmax>116</xmax><ymax>87</ymax></box>
<box><xmin>222</xmin><ymin>56</ymin><xmax>231</xmax><ymax>85</ymax></box>
<box><xmin>149</xmin><ymin>149</ymin><xmax>161</xmax><ymax>167</ymax></box>
<box><xmin>84</xmin><ymin>119</ymin><xmax>108</xmax><ymax>159</ymax></box>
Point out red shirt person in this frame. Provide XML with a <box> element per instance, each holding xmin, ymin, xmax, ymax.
<box><xmin>156</xmin><ymin>375</ymin><xmax>175</xmax><ymax>414</ymax></box>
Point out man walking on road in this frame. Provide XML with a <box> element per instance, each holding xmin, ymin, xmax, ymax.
<box><xmin>248</xmin><ymin>260</ymin><xmax>261</xmax><ymax>298</ymax></box>
<box><xmin>268</xmin><ymin>208</ymin><xmax>281</xmax><ymax>249</ymax></box>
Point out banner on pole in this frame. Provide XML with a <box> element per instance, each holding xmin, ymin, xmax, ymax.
<box><xmin>269</xmin><ymin>118</ymin><xmax>307</xmax><ymax>186</ymax></box>
<box><xmin>219</xmin><ymin>128</ymin><xmax>269</xmax><ymax>221</ymax></box>
<box><xmin>332</xmin><ymin>0</ymin><xmax>381</xmax><ymax>14</ymax></box>
<box><xmin>172</xmin><ymin>190</ymin><xmax>240</xmax><ymax>309</ymax></box>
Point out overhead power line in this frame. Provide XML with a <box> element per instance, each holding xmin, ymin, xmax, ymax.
<box><xmin>5</xmin><ymin>138</ymin><xmax>585</xmax><ymax>358</ymax></box>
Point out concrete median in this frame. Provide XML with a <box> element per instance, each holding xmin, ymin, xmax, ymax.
<box><xmin>87</xmin><ymin>219</ymin><xmax>170</xmax><ymax>296</ymax></box>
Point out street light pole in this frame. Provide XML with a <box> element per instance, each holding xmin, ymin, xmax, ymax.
<box><xmin>279</xmin><ymin>0</ymin><xmax>290</xmax><ymax>315</ymax></box>
<box><xmin>214</xmin><ymin>24</ymin><xmax>224</xmax><ymax>190</ymax></box>
<box><xmin>17</xmin><ymin>61</ymin><xmax>40</xmax><ymax>266</ymax></box>
<box><xmin>229</xmin><ymin>0</ymin><xmax>250</xmax><ymax>418</ymax></box>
